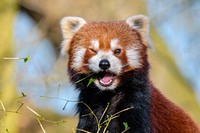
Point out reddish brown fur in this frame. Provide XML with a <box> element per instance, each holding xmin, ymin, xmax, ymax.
<box><xmin>66</xmin><ymin>20</ymin><xmax>200</xmax><ymax>132</ymax></box>
<box><xmin>68</xmin><ymin>21</ymin><xmax>146</xmax><ymax>73</ymax></box>
<box><xmin>151</xmin><ymin>86</ymin><xmax>200</xmax><ymax>132</ymax></box>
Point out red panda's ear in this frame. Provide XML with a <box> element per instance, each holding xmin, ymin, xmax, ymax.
<box><xmin>60</xmin><ymin>16</ymin><xmax>86</xmax><ymax>55</ymax></box>
<box><xmin>126</xmin><ymin>15</ymin><xmax>154</xmax><ymax>50</ymax></box>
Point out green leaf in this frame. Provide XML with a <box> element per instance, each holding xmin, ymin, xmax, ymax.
<box><xmin>123</xmin><ymin>122</ymin><xmax>129</xmax><ymax>130</ymax></box>
<box><xmin>23</xmin><ymin>56</ymin><xmax>30</xmax><ymax>63</ymax></box>
<box><xmin>87</xmin><ymin>77</ymin><xmax>95</xmax><ymax>87</ymax></box>
<box><xmin>74</xmin><ymin>73</ymin><xmax>97</xmax><ymax>87</ymax></box>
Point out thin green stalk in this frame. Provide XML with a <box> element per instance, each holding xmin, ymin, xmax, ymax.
<box><xmin>75</xmin><ymin>73</ymin><xmax>94</xmax><ymax>84</ymax></box>
<box><xmin>15</xmin><ymin>102</ymin><xmax>24</xmax><ymax>113</ymax></box>
<box><xmin>37</xmin><ymin>118</ymin><xmax>46</xmax><ymax>133</ymax></box>
<box><xmin>57</xmin><ymin>84</ymin><xmax>61</xmax><ymax>98</ymax></box>
<box><xmin>102</xmin><ymin>116</ymin><xmax>112</xmax><ymax>133</ymax></box>
<box><xmin>112</xmin><ymin>106</ymin><xmax>134</xmax><ymax>117</ymax></box>
<box><xmin>76</xmin><ymin>128</ymin><xmax>91</xmax><ymax>133</ymax></box>
<box><xmin>81</xmin><ymin>102</ymin><xmax>99</xmax><ymax>126</ymax></box>
<box><xmin>121</xmin><ymin>127</ymin><xmax>130</xmax><ymax>133</ymax></box>
<box><xmin>99</xmin><ymin>103</ymin><xmax>110</xmax><ymax>124</ymax></box>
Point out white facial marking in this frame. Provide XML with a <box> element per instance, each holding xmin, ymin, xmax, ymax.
<box><xmin>88</xmin><ymin>50</ymin><xmax>122</xmax><ymax>75</ymax></box>
<box><xmin>88</xmin><ymin>50</ymin><xmax>122</xmax><ymax>90</ymax></box>
<box><xmin>71</xmin><ymin>48</ymin><xmax>86</xmax><ymax>70</ymax></box>
<box><xmin>110</xmin><ymin>38</ymin><xmax>119</xmax><ymax>50</ymax></box>
<box><xmin>91</xmin><ymin>39</ymin><xmax>99</xmax><ymax>49</ymax></box>
<box><xmin>126</xmin><ymin>47</ymin><xmax>141</xmax><ymax>68</ymax></box>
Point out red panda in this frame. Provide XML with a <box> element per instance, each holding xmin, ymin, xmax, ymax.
<box><xmin>60</xmin><ymin>15</ymin><xmax>200</xmax><ymax>133</ymax></box>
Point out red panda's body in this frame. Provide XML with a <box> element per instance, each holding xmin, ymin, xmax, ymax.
<box><xmin>60</xmin><ymin>15</ymin><xmax>200</xmax><ymax>133</ymax></box>
<box><xmin>151</xmin><ymin>87</ymin><xmax>200</xmax><ymax>133</ymax></box>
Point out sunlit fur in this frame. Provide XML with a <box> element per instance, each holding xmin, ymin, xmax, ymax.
<box><xmin>67</xmin><ymin>21</ymin><xmax>146</xmax><ymax>75</ymax></box>
<box><xmin>110</xmin><ymin>38</ymin><xmax>119</xmax><ymax>50</ymax></box>
<box><xmin>60</xmin><ymin>15</ymin><xmax>200</xmax><ymax>133</ymax></box>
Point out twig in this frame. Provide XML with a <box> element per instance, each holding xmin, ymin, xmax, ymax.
<box><xmin>15</xmin><ymin>102</ymin><xmax>24</xmax><ymax>113</ymax></box>
<box><xmin>121</xmin><ymin>127</ymin><xmax>130</xmax><ymax>133</ymax></box>
<box><xmin>72</xmin><ymin>129</ymin><xmax>76</xmax><ymax>133</ymax></box>
<box><xmin>3</xmin><ymin>56</ymin><xmax>31</xmax><ymax>63</ymax></box>
<box><xmin>40</xmin><ymin>96</ymin><xmax>78</xmax><ymax>110</ymax></box>
<box><xmin>16</xmin><ymin>92</ymin><xmax>27</xmax><ymax>99</ymax></box>
<box><xmin>75</xmin><ymin>73</ymin><xmax>94</xmax><ymax>84</ymax></box>
<box><xmin>81</xmin><ymin>102</ymin><xmax>99</xmax><ymax>126</ymax></box>
<box><xmin>101</xmin><ymin>106</ymin><xmax>133</xmax><ymax>132</ymax></box>
<box><xmin>3</xmin><ymin>57</ymin><xmax>22</xmax><ymax>60</ymax></box>
<box><xmin>40</xmin><ymin>96</ymin><xmax>78</xmax><ymax>103</ymax></box>
<box><xmin>99</xmin><ymin>103</ymin><xmax>109</xmax><ymax>124</ymax></box>
<box><xmin>37</xmin><ymin>118</ymin><xmax>46</xmax><ymax>133</ymax></box>
<box><xmin>0</xmin><ymin>100</ymin><xmax>6</xmax><ymax>112</ymax></box>
<box><xmin>26</xmin><ymin>106</ymin><xmax>42</xmax><ymax>118</ymax></box>
<box><xmin>112</xmin><ymin>106</ymin><xmax>134</xmax><ymax>117</ymax></box>
<box><xmin>0</xmin><ymin>109</ymin><xmax>66</xmax><ymax>125</ymax></box>
<box><xmin>76</xmin><ymin>128</ymin><xmax>91</xmax><ymax>133</ymax></box>
<box><xmin>102</xmin><ymin>116</ymin><xmax>112</xmax><ymax>133</ymax></box>
<box><xmin>57</xmin><ymin>84</ymin><xmax>61</xmax><ymax>98</ymax></box>
<box><xmin>100</xmin><ymin>115</ymin><xmax>120</xmax><ymax>126</ymax></box>
<box><xmin>0</xmin><ymin>100</ymin><xmax>7</xmax><ymax>116</ymax></box>
<box><xmin>62</xmin><ymin>101</ymin><xmax>69</xmax><ymax>110</ymax></box>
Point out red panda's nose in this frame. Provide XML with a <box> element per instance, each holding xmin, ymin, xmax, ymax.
<box><xmin>99</xmin><ymin>59</ymin><xmax>110</xmax><ymax>70</ymax></box>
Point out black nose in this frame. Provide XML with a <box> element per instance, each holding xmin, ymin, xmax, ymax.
<box><xmin>99</xmin><ymin>59</ymin><xmax>110</xmax><ymax>70</ymax></box>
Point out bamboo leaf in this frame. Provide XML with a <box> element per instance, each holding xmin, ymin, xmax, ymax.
<box><xmin>23</xmin><ymin>56</ymin><xmax>30</xmax><ymax>63</ymax></box>
<box><xmin>87</xmin><ymin>77</ymin><xmax>95</xmax><ymax>87</ymax></box>
<box><xmin>123</xmin><ymin>122</ymin><xmax>129</xmax><ymax>130</ymax></box>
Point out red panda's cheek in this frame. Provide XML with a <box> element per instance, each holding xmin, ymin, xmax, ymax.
<box><xmin>83</xmin><ymin>49</ymin><xmax>96</xmax><ymax>63</ymax></box>
<box><xmin>69</xmin><ymin>47</ymin><xmax>87</xmax><ymax>72</ymax></box>
<box><xmin>77</xmin><ymin>49</ymin><xmax>96</xmax><ymax>72</ymax></box>
<box><xmin>124</xmin><ymin>48</ymin><xmax>142</xmax><ymax>70</ymax></box>
<box><xmin>113</xmin><ymin>52</ymin><xmax>129</xmax><ymax>72</ymax></box>
<box><xmin>115</xmin><ymin>51</ymin><xmax>126</xmax><ymax>62</ymax></box>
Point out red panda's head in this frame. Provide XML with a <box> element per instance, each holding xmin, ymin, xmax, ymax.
<box><xmin>60</xmin><ymin>15</ymin><xmax>152</xmax><ymax>91</ymax></box>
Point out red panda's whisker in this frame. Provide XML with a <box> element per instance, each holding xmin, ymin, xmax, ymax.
<box><xmin>71</xmin><ymin>71</ymin><xmax>90</xmax><ymax>78</ymax></box>
<box><xmin>71</xmin><ymin>72</ymin><xmax>82</xmax><ymax>78</ymax></box>
<box><xmin>83</xmin><ymin>64</ymin><xmax>89</xmax><ymax>66</ymax></box>
<box><xmin>121</xmin><ymin>64</ymin><xmax>129</xmax><ymax>68</ymax></box>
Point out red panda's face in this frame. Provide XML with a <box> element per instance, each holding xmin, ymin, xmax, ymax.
<box><xmin>60</xmin><ymin>15</ymin><xmax>152</xmax><ymax>90</ymax></box>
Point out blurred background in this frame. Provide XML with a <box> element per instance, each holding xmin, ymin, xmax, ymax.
<box><xmin>0</xmin><ymin>0</ymin><xmax>200</xmax><ymax>132</ymax></box>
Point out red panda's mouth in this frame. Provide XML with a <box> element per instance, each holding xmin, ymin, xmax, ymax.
<box><xmin>98</xmin><ymin>72</ymin><xmax>115</xmax><ymax>87</ymax></box>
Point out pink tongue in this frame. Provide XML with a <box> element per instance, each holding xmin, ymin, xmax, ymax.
<box><xmin>100</xmin><ymin>75</ymin><xmax>112</xmax><ymax>84</ymax></box>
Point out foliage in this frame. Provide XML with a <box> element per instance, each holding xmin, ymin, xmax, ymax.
<box><xmin>3</xmin><ymin>56</ymin><xmax>31</xmax><ymax>63</ymax></box>
<box><xmin>75</xmin><ymin>73</ymin><xmax>97</xmax><ymax>87</ymax></box>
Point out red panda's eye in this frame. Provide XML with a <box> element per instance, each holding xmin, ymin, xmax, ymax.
<box><xmin>89</xmin><ymin>48</ymin><xmax>97</xmax><ymax>54</ymax></box>
<box><xmin>114</xmin><ymin>49</ymin><xmax>121</xmax><ymax>55</ymax></box>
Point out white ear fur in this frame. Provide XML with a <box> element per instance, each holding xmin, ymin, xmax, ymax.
<box><xmin>126</xmin><ymin>15</ymin><xmax>154</xmax><ymax>49</ymax></box>
<box><xmin>60</xmin><ymin>16</ymin><xmax>86</xmax><ymax>55</ymax></box>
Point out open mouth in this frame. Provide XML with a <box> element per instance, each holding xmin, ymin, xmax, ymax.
<box><xmin>98</xmin><ymin>71</ymin><xmax>116</xmax><ymax>87</ymax></box>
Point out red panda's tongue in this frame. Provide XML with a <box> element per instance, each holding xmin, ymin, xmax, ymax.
<box><xmin>99</xmin><ymin>73</ymin><xmax>113</xmax><ymax>85</ymax></box>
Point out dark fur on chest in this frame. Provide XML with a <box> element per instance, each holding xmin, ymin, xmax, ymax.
<box><xmin>71</xmin><ymin>69</ymin><xmax>151</xmax><ymax>133</ymax></box>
